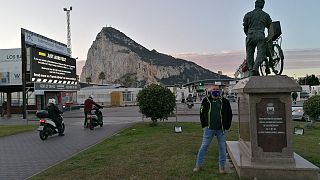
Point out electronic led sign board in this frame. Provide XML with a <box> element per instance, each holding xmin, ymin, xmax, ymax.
<box><xmin>30</xmin><ymin>47</ymin><xmax>77</xmax><ymax>84</ymax></box>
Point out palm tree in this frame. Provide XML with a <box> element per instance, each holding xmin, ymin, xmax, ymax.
<box><xmin>86</xmin><ymin>77</ymin><xmax>92</xmax><ymax>84</ymax></box>
<box><xmin>98</xmin><ymin>72</ymin><xmax>106</xmax><ymax>84</ymax></box>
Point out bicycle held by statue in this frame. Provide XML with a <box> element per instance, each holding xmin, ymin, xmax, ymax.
<box><xmin>259</xmin><ymin>21</ymin><xmax>285</xmax><ymax>76</ymax></box>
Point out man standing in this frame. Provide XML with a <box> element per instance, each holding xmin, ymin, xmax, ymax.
<box><xmin>1</xmin><ymin>101</ymin><xmax>7</xmax><ymax>117</ymax></box>
<box><xmin>243</xmin><ymin>0</ymin><xmax>272</xmax><ymax>76</ymax></box>
<box><xmin>193</xmin><ymin>85</ymin><xmax>233</xmax><ymax>173</ymax></box>
<box><xmin>292</xmin><ymin>92</ymin><xmax>298</xmax><ymax>104</ymax></box>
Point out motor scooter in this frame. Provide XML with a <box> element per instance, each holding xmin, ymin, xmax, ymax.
<box><xmin>87</xmin><ymin>106</ymin><xmax>103</xmax><ymax>130</ymax></box>
<box><xmin>36</xmin><ymin>110</ymin><xmax>65</xmax><ymax>140</ymax></box>
<box><xmin>186</xmin><ymin>100</ymin><xmax>194</xmax><ymax>109</ymax></box>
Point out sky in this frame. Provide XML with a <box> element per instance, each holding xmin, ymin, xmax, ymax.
<box><xmin>0</xmin><ymin>0</ymin><xmax>319</xmax><ymax>77</ymax></box>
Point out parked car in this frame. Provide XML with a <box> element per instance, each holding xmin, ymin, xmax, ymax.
<box><xmin>226</xmin><ymin>95</ymin><xmax>236</xmax><ymax>102</ymax></box>
<box><xmin>300</xmin><ymin>92</ymin><xmax>309</xmax><ymax>99</ymax></box>
<box><xmin>292</xmin><ymin>104</ymin><xmax>305</xmax><ymax>121</ymax></box>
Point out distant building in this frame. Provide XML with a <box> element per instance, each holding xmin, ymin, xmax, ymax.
<box><xmin>77</xmin><ymin>85</ymin><xmax>142</xmax><ymax>106</ymax></box>
<box><xmin>310</xmin><ymin>85</ymin><xmax>320</xmax><ymax>96</ymax></box>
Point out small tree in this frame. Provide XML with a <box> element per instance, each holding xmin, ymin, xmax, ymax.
<box><xmin>298</xmin><ymin>75</ymin><xmax>320</xmax><ymax>86</ymax></box>
<box><xmin>98</xmin><ymin>72</ymin><xmax>106</xmax><ymax>84</ymax></box>
<box><xmin>137</xmin><ymin>84</ymin><xmax>176</xmax><ymax>126</ymax></box>
<box><xmin>86</xmin><ymin>77</ymin><xmax>92</xmax><ymax>84</ymax></box>
<box><xmin>303</xmin><ymin>95</ymin><xmax>320</xmax><ymax>126</ymax></box>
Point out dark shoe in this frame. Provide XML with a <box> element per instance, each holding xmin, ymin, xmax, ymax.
<box><xmin>219</xmin><ymin>167</ymin><xmax>226</xmax><ymax>174</ymax></box>
<box><xmin>265</xmin><ymin>68</ymin><xmax>271</xmax><ymax>75</ymax></box>
<box><xmin>59</xmin><ymin>133</ymin><xmax>65</xmax><ymax>136</ymax></box>
<box><xmin>249</xmin><ymin>70</ymin><xmax>255</xmax><ymax>76</ymax></box>
<box><xmin>250</xmin><ymin>71</ymin><xmax>260</xmax><ymax>76</ymax></box>
<box><xmin>253</xmin><ymin>70</ymin><xmax>260</xmax><ymax>76</ymax></box>
<box><xmin>219</xmin><ymin>164</ymin><xmax>232</xmax><ymax>174</ymax></box>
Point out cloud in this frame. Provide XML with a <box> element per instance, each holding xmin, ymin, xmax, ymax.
<box><xmin>174</xmin><ymin>51</ymin><xmax>245</xmax><ymax>77</ymax></box>
<box><xmin>174</xmin><ymin>49</ymin><xmax>320</xmax><ymax>77</ymax></box>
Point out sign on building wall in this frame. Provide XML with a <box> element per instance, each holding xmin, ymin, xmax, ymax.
<box><xmin>34</xmin><ymin>83</ymin><xmax>79</xmax><ymax>91</ymax></box>
<box><xmin>30</xmin><ymin>47</ymin><xmax>77</xmax><ymax>84</ymax></box>
<box><xmin>0</xmin><ymin>48</ymin><xmax>22</xmax><ymax>86</ymax></box>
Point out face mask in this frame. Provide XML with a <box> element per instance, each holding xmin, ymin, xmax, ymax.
<box><xmin>211</xmin><ymin>90</ymin><xmax>220</xmax><ymax>97</ymax></box>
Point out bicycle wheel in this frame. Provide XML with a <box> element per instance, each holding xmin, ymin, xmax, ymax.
<box><xmin>270</xmin><ymin>44</ymin><xmax>284</xmax><ymax>75</ymax></box>
<box><xmin>259</xmin><ymin>59</ymin><xmax>269</xmax><ymax>76</ymax></box>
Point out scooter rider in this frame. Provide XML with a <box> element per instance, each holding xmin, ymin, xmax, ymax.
<box><xmin>46</xmin><ymin>98</ymin><xmax>64</xmax><ymax>136</ymax></box>
<box><xmin>84</xmin><ymin>95</ymin><xmax>102</xmax><ymax>128</ymax></box>
<box><xmin>186</xmin><ymin>94</ymin><xmax>194</xmax><ymax>104</ymax></box>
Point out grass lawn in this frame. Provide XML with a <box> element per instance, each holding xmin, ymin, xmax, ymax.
<box><xmin>31</xmin><ymin>122</ymin><xmax>320</xmax><ymax>180</ymax></box>
<box><xmin>293</xmin><ymin>121</ymin><xmax>320</xmax><ymax>167</ymax></box>
<box><xmin>0</xmin><ymin>124</ymin><xmax>37</xmax><ymax>137</ymax></box>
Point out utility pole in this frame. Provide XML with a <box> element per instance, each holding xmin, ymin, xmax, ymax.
<box><xmin>63</xmin><ymin>6</ymin><xmax>72</xmax><ymax>56</ymax></box>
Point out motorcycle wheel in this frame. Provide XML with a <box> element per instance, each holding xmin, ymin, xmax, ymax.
<box><xmin>39</xmin><ymin>130</ymin><xmax>48</xmax><ymax>140</ymax></box>
<box><xmin>99</xmin><ymin>120</ymin><xmax>103</xmax><ymax>127</ymax></box>
<box><xmin>97</xmin><ymin>111</ymin><xmax>103</xmax><ymax>121</ymax></box>
<box><xmin>259</xmin><ymin>59</ymin><xmax>269</xmax><ymax>76</ymax></box>
<box><xmin>89</xmin><ymin>123</ymin><xmax>94</xmax><ymax>130</ymax></box>
<box><xmin>61</xmin><ymin>124</ymin><xmax>65</xmax><ymax>134</ymax></box>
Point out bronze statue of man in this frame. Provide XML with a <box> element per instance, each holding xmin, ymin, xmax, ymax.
<box><xmin>243</xmin><ymin>0</ymin><xmax>272</xmax><ymax>76</ymax></box>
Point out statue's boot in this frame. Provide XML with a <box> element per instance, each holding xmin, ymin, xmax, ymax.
<box><xmin>265</xmin><ymin>67</ymin><xmax>271</xmax><ymax>75</ymax></box>
<box><xmin>252</xmin><ymin>70</ymin><xmax>260</xmax><ymax>76</ymax></box>
<box><xmin>249</xmin><ymin>70</ymin><xmax>255</xmax><ymax>76</ymax></box>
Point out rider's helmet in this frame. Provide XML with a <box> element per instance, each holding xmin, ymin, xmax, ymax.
<box><xmin>48</xmin><ymin>98</ymin><xmax>56</xmax><ymax>104</ymax></box>
<box><xmin>89</xmin><ymin>95</ymin><xmax>94</xmax><ymax>100</ymax></box>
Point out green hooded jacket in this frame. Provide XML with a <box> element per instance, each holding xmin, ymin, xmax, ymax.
<box><xmin>199</xmin><ymin>95</ymin><xmax>233</xmax><ymax>131</ymax></box>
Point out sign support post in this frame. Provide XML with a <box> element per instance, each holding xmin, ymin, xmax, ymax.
<box><xmin>21</xmin><ymin>30</ymin><xmax>27</xmax><ymax>119</ymax></box>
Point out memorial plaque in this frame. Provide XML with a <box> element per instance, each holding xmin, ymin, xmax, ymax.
<box><xmin>256</xmin><ymin>98</ymin><xmax>286</xmax><ymax>152</ymax></box>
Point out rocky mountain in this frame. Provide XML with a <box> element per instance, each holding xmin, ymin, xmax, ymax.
<box><xmin>80</xmin><ymin>27</ymin><xmax>231</xmax><ymax>87</ymax></box>
<box><xmin>76</xmin><ymin>60</ymin><xmax>86</xmax><ymax>75</ymax></box>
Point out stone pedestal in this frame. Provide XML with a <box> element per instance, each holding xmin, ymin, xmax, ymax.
<box><xmin>227</xmin><ymin>75</ymin><xmax>319</xmax><ymax>180</ymax></box>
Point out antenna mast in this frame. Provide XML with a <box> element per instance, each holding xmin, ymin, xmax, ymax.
<box><xmin>63</xmin><ymin>6</ymin><xmax>72</xmax><ymax>56</ymax></box>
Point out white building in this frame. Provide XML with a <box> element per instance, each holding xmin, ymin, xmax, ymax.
<box><xmin>77</xmin><ymin>85</ymin><xmax>142</xmax><ymax>106</ymax></box>
<box><xmin>310</xmin><ymin>85</ymin><xmax>320</xmax><ymax>96</ymax></box>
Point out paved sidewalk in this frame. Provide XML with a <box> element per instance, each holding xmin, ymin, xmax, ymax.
<box><xmin>0</xmin><ymin>108</ymin><xmax>141</xmax><ymax>180</ymax></box>
<box><xmin>0</xmin><ymin>114</ymin><xmax>30</xmax><ymax>125</ymax></box>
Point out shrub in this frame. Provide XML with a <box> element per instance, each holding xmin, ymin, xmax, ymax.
<box><xmin>303</xmin><ymin>95</ymin><xmax>320</xmax><ymax>121</ymax></box>
<box><xmin>137</xmin><ymin>84</ymin><xmax>176</xmax><ymax>125</ymax></box>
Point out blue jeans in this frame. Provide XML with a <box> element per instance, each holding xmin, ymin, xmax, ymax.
<box><xmin>195</xmin><ymin>127</ymin><xmax>227</xmax><ymax>168</ymax></box>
